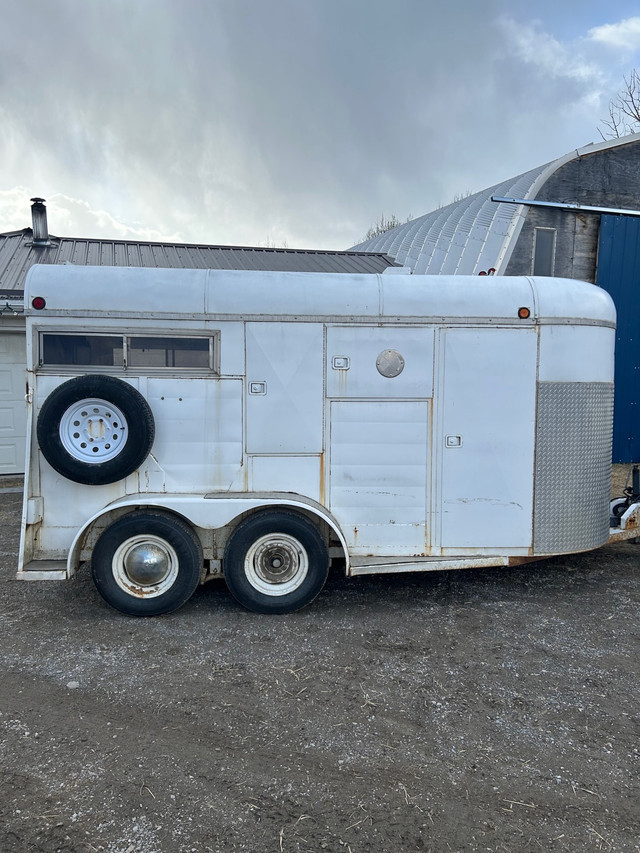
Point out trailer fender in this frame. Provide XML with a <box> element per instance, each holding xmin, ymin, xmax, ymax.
<box><xmin>66</xmin><ymin>492</ymin><xmax>350</xmax><ymax>578</ymax></box>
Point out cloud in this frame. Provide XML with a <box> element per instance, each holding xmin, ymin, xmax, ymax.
<box><xmin>0</xmin><ymin>188</ymin><xmax>31</xmax><ymax>234</ymax></box>
<box><xmin>1</xmin><ymin>0</ymin><xmax>512</xmax><ymax>248</ymax></box>
<box><xmin>0</xmin><ymin>189</ymin><xmax>179</xmax><ymax>243</ymax></box>
<box><xmin>493</xmin><ymin>12</ymin><xmax>640</xmax><ymax>150</ymax></box>
<box><xmin>45</xmin><ymin>195</ymin><xmax>183</xmax><ymax>243</ymax></box>
<box><xmin>1</xmin><ymin>2</ymin><xmax>640</xmax><ymax>250</ymax></box>
<box><xmin>588</xmin><ymin>16</ymin><xmax>640</xmax><ymax>52</ymax></box>
<box><xmin>498</xmin><ymin>17</ymin><xmax>604</xmax><ymax>85</ymax></box>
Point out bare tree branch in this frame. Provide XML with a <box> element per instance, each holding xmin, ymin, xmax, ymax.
<box><xmin>360</xmin><ymin>213</ymin><xmax>411</xmax><ymax>242</ymax></box>
<box><xmin>599</xmin><ymin>69</ymin><xmax>640</xmax><ymax>139</ymax></box>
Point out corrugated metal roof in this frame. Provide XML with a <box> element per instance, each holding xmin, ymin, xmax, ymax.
<box><xmin>0</xmin><ymin>230</ymin><xmax>396</xmax><ymax>297</ymax></box>
<box><xmin>350</xmin><ymin>164</ymin><xmax>551</xmax><ymax>274</ymax></box>
<box><xmin>350</xmin><ymin>134</ymin><xmax>640</xmax><ymax>274</ymax></box>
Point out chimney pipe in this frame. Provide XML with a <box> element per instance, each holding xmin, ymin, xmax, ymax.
<box><xmin>31</xmin><ymin>197</ymin><xmax>50</xmax><ymax>246</ymax></box>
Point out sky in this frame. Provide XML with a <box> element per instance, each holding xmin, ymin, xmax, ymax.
<box><xmin>2</xmin><ymin>0</ymin><xmax>640</xmax><ymax>251</ymax></box>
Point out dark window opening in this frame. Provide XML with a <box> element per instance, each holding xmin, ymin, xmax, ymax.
<box><xmin>533</xmin><ymin>228</ymin><xmax>556</xmax><ymax>276</ymax></box>
<box><xmin>41</xmin><ymin>333</ymin><xmax>215</xmax><ymax>371</ymax></box>
<box><xmin>128</xmin><ymin>337</ymin><xmax>210</xmax><ymax>368</ymax></box>
<box><xmin>42</xmin><ymin>334</ymin><xmax>123</xmax><ymax>366</ymax></box>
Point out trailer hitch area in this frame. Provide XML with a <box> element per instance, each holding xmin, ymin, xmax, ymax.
<box><xmin>609</xmin><ymin>466</ymin><xmax>640</xmax><ymax>542</ymax></box>
<box><xmin>610</xmin><ymin>465</ymin><xmax>640</xmax><ymax>528</ymax></box>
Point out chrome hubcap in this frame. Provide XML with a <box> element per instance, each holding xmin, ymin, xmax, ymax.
<box><xmin>123</xmin><ymin>542</ymin><xmax>171</xmax><ymax>585</ymax></box>
<box><xmin>112</xmin><ymin>535</ymin><xmax>179</xmax><ymax>598</ymax></box>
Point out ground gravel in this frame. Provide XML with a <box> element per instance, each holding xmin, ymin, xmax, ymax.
<box><xmin>0</xmin><ymin>470</ymin><xmax>638</xmax><ymax>852</ymax></box>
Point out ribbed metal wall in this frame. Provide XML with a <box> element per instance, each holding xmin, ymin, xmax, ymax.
<box><xmin>596</xmin><ymin>215</ymin><xmax>640</xmax><ymax>462</ymax></box>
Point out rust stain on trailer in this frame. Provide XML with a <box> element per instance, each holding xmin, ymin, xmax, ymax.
<box><xmin>507</xmin><ymin>556</ymin><xmax>548</xmax><ymax>567</ymax></box>
<box><xmin>338</xmin><ymin>368</ymin><xmax>349</xmax><ymax>397</ymax></box>
<box><xmin>318</xmin><ymin>453</ymin><xmax>326</xmax><ymax>506</ymax></box>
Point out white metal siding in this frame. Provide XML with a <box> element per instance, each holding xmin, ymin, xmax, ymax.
<box><xmin>146</xmin><ymin>377</ymin><xmax>244</xmax><ymax>492</ymax></box>
<box><xmin>250</xmin><ymin>455</ymin><xmax>323</xmax><ymax>501</ymax></box>
<box><xmin>538</xmin><ymin>325</ymin><xmax>615</xmax><ymax>383</ymax></box>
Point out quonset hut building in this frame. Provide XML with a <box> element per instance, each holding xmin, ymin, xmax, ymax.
<box><xmin>352</xmin><ymin>133</ymin><xmax>640</xmax><ymax>463</ymax></box>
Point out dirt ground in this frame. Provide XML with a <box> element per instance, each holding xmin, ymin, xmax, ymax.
<box><xmin>0</xmin><ymin>470</ymin><xmax>639</xmax><ymax>853</ymax></box>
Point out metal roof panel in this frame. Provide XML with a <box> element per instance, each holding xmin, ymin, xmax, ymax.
<box><xmin>0</xmin><ymin>230</ymin><xmax>396</xmax><ymax>293</ymax></box>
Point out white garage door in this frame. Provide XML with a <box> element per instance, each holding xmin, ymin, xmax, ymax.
<box><xmin>0</xmin><ymin>332</ymin><xmax>27</xmax><ymax>475</ymax></box>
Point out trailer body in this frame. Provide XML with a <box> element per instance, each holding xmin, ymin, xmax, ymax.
<box><xmin>18</xmin><ymin>265</ymin><xmax>616</xmax><ymax>614</ymax></box>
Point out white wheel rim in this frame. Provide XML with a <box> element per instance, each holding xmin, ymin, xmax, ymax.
<box><xmin>244</xmin><ymin>533</ymin><xmax>309</xmax><ymax>596</ymax></box>
<box><xmin>59</xmin><ymin>398</ymin><xmax>128</xmax><ymax>464</ymax></box>
<box><xmin>112</xmin><ymin>534</ymin><xmax>180</xmax><ymax>598</ymax></box>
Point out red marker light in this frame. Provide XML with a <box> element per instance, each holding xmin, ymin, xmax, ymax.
<box><xmin>518</xmin><ymin>306</ymin><xmax>531</xmax><ymax>319</ymax></box>
<box><xmin>32</xmin><ymin>296</ymin><xmax>46</xmax><ymax>310</ymax></box>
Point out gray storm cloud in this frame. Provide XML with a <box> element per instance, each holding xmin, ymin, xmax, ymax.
<box><xmin>0</xmin><ymin>0</ymin><xmax>637</xmax><ymax>247</ymax></box>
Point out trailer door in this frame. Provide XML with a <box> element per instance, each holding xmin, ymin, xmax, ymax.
<box><xmin>327</xmin><ymin>326</ymin><xmax>434</xmax><ymax>557</ymax></box>
<box><xmin>439</xmin><ymin>327</ymin><xmax>537</xmax><ymax>550</ymax></box>
<box><xmin>329</xmin><ymin>400</ymin><xmax>429</xmax><ymax>556</ymax></box>
<box><xmin>245</xmin><ymin>322</ymin><xmax>323</xmax><ymax>454</ymax></box>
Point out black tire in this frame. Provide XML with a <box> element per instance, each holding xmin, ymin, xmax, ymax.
<box><xmin>91</xmin><ymin>512</ymin><xmax>202</xmax><ymax>616</ymax></box>
<box><xmin>611</xmin><ymin>499</ymin><xmax>628</xmax><ymax>518</ymax></box>
<box><xmin>224</xmin><ymin>511</ymin><xmax>329</xmax><ymax>614</ymax></box>
<box><xmin>37</xmin><ymin>375</ymin><xmax>155</xmax><ymax>485</ymax></box>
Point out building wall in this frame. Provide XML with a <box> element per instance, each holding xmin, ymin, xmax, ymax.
<box><xmin>505</xmin><ymin>139</ymin><xmax>640</xmax><ymax>281</ymax></box>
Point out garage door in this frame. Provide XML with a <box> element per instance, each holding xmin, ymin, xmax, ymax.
<box><xmin>0</xmin><ymin>332</ymin><xmax>27</xmax><ymax>475</ymax></box>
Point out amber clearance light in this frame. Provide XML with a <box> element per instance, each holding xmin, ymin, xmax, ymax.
<box><xmin>31</xmin><ymin>296</ymin><xmax>46</xmax><ymax>310</ymax></box>
<box><xmin>518</xmin><ymin>306</ymin><xmax>531</xmax><ymax>319</ymax></box>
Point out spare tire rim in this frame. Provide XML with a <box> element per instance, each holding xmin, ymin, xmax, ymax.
<box><xmin>59</xmin><ymin>398</ymin><xmax>128</xmax><ymax>464</ymax></box>
<box><xmin>112</xmin><ymin>534</ymin><xmax>180</xmax><ymax>598</ymax></box>
<box><xmin>244</xmin><ymin>533</ymin><xmax>309</xmax><ymax>596</ymax></box>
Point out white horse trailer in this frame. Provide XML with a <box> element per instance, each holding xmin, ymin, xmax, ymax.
<box><xmin>16</xmin><ymin>265</ymin><xmax>637</xmax><ymax>615</ymax></box>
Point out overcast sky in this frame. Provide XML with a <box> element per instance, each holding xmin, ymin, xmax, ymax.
<box><xmin>1</xmin><ymin>0</ymin><xmax>640</xmax><ymax>250</ymax></box>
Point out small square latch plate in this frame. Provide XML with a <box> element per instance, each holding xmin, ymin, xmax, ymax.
<box><xmin>332</xmin><ymin>356</ymin><xmax>350</xmax><ymax>370</ymax></box>
<box><xmin>445</xmin><ymin>435</ymin><xmax>462</xmax><ymax>447</ymax></box>
<box><xmin>249</xmin><ymin>381</ymin><xmax>267</xmax><ymax>395</ymax></box>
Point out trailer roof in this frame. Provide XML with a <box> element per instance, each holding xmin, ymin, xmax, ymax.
<box><xmin>25</xmin><ymin>265</ymin><xmax>615</xmax><ymax>328</ymax></box>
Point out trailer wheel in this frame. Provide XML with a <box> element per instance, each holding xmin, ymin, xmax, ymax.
<box><xmin>91</xmin><ymin>512</ymin><xmax>202</xmax><ymax>616</ymax></box>
<box><xmin>224</xmin><ymin>511</ymin><xmax>329</xmax><ymax>614</ymax></box>
<box><xmin>37</xmin><ymin>375</ymin><xmax>154</xmax><ymax>485</ymax></box>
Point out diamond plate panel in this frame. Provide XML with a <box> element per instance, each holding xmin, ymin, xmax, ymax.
<box><xmin>533</xmin><ymin>383</ymin><xmax>613</xmax><ymax>553</ymax></box>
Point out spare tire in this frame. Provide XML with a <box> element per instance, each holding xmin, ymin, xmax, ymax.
<box><xmin>37</xmin><ymin>375</ymin><xmax>155</xmax><ymax>485</ymax></box>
